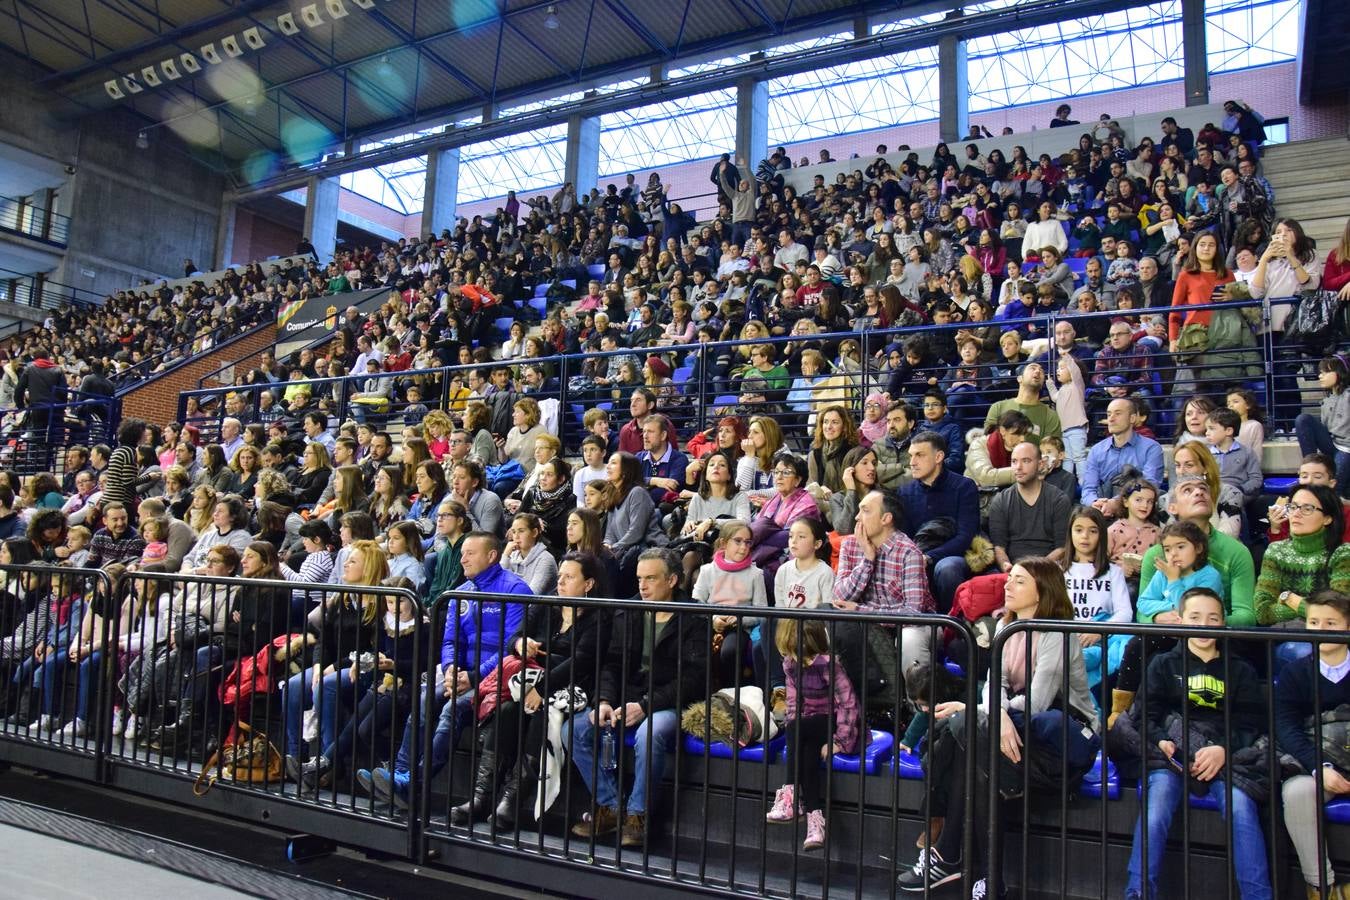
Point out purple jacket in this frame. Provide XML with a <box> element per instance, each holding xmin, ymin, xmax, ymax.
<box><xmin>783</xmin><ymin>653</ymin><xmax>862</xmax><ymax>753</ymax></box>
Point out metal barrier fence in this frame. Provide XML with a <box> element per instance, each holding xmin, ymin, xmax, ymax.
<box><xmin>985</xmin><ymin>618</ymin><xmax>1350</xmax><ymax>900</ymax></box>
<box><xmin>8</xmin><ymin>393</ymin><xmax>119</xmax><ymax>475</ymax></box>
<box><xmin>175</xmin><ymin>296</ymin><xmax>1314</xmax><ymax>458</ymax></box>
<box><xmin>0</xmin><ymin>194</ymin><xmax>69</xmax><ymax>246</ymax></box>
<box><xmin>3</xmin><ymin>565</ymin><xmax>1349</xmax><ymax>899</ymax></box>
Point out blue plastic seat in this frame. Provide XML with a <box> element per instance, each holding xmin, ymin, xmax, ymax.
<box><xmin>891</xmin><ymin>747</ymin><xmax>925</xmax><ymax>780</ymax></box>
<box><xmin>1081</xmin><ymin>752</ymin><xmax>1120</xmax><ymax>800</ymax></box>
<box><xmin>943</xmin><ymin>660</ymin><xmax>965</xmax><ymax>679</ymax></box>
<box><xmin>492</xmin><ymin>316</ymin><xmax>514</xmax><ymax>337</ymax></box>
<box><xmin>829</xmin><ymin>729</ymin><xmax>894</xmax><ymax>774</ymax></box>
<box><xmin>1325</xmin><ymin>797</ymin><xmax>1350</xmax><ymax>824</ymax></box>
<box><xmin>1066</xmin><ymin>256</ymin><xmax>1089</xmax><ymax>276</ymax></box>
<box><xmin>672</xmin><ymin>366</ymin><xmax>693</xmax><ymax>384</ymax></box>
<box><xmin>587</xmin><ymin>263</ymin><xmax>605</xmax><ymax>280</ymax></box>
<box><xmin>1263</xmin><ymin>476</ymin><xmax>1298</xmax><ymax>494</ymax></box>
<box><xmin>529</xmin><ymin>297</ymin><xmax>547</xmax><ymax>316</ymax></box>
<box><xmin>533</xmin><ymin>283</ymin><xmax>550</xmax><ymax>298</ymax></box>
<box><xmin>683</xmin><ymin>732</ymin><xmax>786</xmax><ymax>763</ymax></box>
<box><xmin>560</xmin><ymin>279</ymin><xmax>577</xmax><ymax>290</ymax></box>
<box><xmin>1022</xmin><ymin>262</ymin><xmax>1039</xmax><ymax>275</ymax></box>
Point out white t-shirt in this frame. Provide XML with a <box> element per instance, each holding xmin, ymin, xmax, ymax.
<box><xmin>774</xmin><ymin>558</ymin><xmax>836</xmax><ymax>610</ymax></box>
<box><xmin>1064</xmin><ymin>561</ymin><xmax>1133</xmax><ymax>624</ymax></box>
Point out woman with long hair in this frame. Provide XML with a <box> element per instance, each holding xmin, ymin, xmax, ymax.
<box><xmin>736</xmin><ymin>415</ymin><xmax>784</xmax><ymax>500</ymax></box>
<box><xmin>807</xmin><ymin>405</ymin><xmax>860</xmax><ymax>497</ymax></box>
<box><xmin>514</xmin><ymin>457</ymin><xmax>572</xmax><ymax>555</ymax></box>
<box><xmin>900</xmin><ymin>557</ymin><xmax>1098</xmax><ymax>895</ymax></box>
<box><xmin>407</xmin><ymin>461</ymin><xmax>449</xmax><ymax>537</ymax></box>
<box><xmin>602</xmin><ymin>451</ymin><xmax>665</xmax><ymax>591</ymax></box>
<box><xmin>369</xmin><ymin>465</ymin><xmax>410</xmax><ymax>532</ymax></box>
<box><xmin>295</xmin><ymin>442</ymin><xmax>332</xmax><ymax>507</ymax></box>
<box><xmin>229</xmin><ymin>445</ymin><xmax>262</xmax><ymax>500</ymax></box>
<box><xmin>284</xmin><ymin>539</ymin><xmax>389</xmax><ymax>783</ymax></box>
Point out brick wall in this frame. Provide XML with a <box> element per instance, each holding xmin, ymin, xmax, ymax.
<box><xmin>120</xmin><ymin>325</ymin><xmax>277</xmax><ymax>427</ymax></box>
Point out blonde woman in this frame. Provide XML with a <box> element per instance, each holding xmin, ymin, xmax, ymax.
<box><xmin>736</xmin><ymin>416</ymin><xmax>784</xmax><ymax>502</ymax></box>
<box><xmin>501</xmin><ymin>397</ymin><xmax>545</xmax><ymax>474</ymax></box>
<box><xmin>185</xmin><ymin>485</ymin><xmax>218</xmax><ymax>535</ymax></box>
<box><xmin>283</xmin><ymin>539</ymin><xmax>389</xmax><ymax>780</ymax></box>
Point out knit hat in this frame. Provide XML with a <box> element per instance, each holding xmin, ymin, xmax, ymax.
<box><xmin>645</xmin><ymin>356</ymin><xmax>672</xmax><ymax>379</ymax></box>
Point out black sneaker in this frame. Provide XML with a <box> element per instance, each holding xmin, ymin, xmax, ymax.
<box><xmin>897</xmin><ymin>848</ymin><xmax>962</xmax><ymax>892</ymax></box>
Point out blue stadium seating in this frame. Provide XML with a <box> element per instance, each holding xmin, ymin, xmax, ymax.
<box><xmin>1081</xmin><ymin>752</ymin><xmax>1120</xmax><ymax>800</ymax></box>
<box><xmin>587</xmin><ymin>263</ymin><xmax>605</xmax><ymax>280</ymax></box>
<box><xmin>683</xmin><ymin>732</ymin><xmax>787</xmax><ymax>763</ymax></box>
<box><xmin>827</xmin><ymin>729</ymin><xmax>895</xmax><ymax>775</ymax></box>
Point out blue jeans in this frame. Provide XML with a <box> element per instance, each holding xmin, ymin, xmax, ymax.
<box><xmin>1295</xmin><ymin>413</ymin><xmax>1350</xmax><ymax>499</ymax></box>
<box><xmin>21</xmin><ymin>648</ymin><xmax>72</xmax><ymax>716</ymax></box>
<box><xmin>1007</xmin><ymin>708</ymin><xmax>1101</xmax><ymax>776</ymax></box>
<box><xmin>75</xmin><ymin>650</ymin><xmax>104</xmax><ymax>720</ymax></box>
<box><xmin>1126</xmin><ymin>769</ymin><xmax>1272</xmax><ymax>900</ymax></box>
<box><xmin>284</xmin><ymin>665</ymin><xmax>367</xmax><ymax>757</ymax></box>
<box><xmin>932</xmin><ymin>556</ymin><xmax>973</xmax><ymax>615</ymax></box>
<box><xmin>392</xmin><ymin>676</ymin><xmax>474</xmax><ymax>781</ymax></box>
<box><xmin>564</xmin><ymin>708</ymin><xmax>679</xmax><ymax>816</ymax></box>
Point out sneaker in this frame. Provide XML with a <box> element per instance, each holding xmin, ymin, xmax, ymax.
<box><xmin>284</xmin><ymin>754</ymin><xmax>305</xmax><ymax>784</ymax></box>
<box><xmin>55</xmin><ymin>718</ymin><xmax>87</xmax><ymax>739</ymax></box>
<box><xmin>27</xmin><ymin>715</ymin><xmax>55</xmax><ymax>736</ymax></box>
<box><xmin>619</xmin><ymin>812</ymin><xmax>646</xmax><ymax>848</ymax></box>
<box><xmin>896</xmin><ymin>848</ymin><xmax>962</xmax><ymax>892</ymax></box>
<box><xmin>367</xmin><ymin>767</ymin><xmax>409</xmax><ymax>810</ymax></box>
<box><xmin>111</xmin><ymin>707</ymin><xmax>125</xmax><ymax>736</ymax></box>
<box><xmin>766</xmin><ymin>784</ymin><xmax>800</xmax><ymax>823</ymax></box>
<box><xmin>802</xmin><ymin>810</ymin><xmax>826</xmax><ymax>852</ymax></box>
<box><xmin>356</xmin><ymin>768</ymin><xmax>374</xmax><ymax>796</ymax></box>
<box><xmin>122</xmin><ymin>715</ymin><xmax>138</xmax><ymax>742</ymax></box>
<box><xmin>972</xmin><ymin>877</ymin><xmax>1009</xmax><ymax>899</ymax></box>
<box><xmin>571</xmin><ymin>806</ymin><xmax>621</xmax><ymax>838</ymax></box>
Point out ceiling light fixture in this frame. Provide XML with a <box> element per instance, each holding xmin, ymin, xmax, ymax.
<box><xmin>544</xmin><ymin>5</ymin><xmax>560</xmax><ymax>29</ymax></box>
<box><xmin>135</xmin><ymin>131</ymin><xmax>149</xmax><ymax>150</ymax></box>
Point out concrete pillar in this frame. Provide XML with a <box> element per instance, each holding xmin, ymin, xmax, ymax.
<box><xmin>215</xmin><ymin>198</ymin><xmax>237</xmax><ymax>269</ymax></box>
<box><xmin>423</xmin><ymin>147</ymin><xmax>460</xmax><ymax>236</ymax></box>
<box><xmin>564</xmin><ymin>114</ymin><xmax>600</xmax><ymax>196</ymax></box>
<box><xmin>854</xmin><ymin>15</ymin><xmax>871</xmax><ymax>39</ymax></box>
<box><xmin>735</xmin><ymin>76</ymin><xmax>769</xmax><ymax>173</ymax></box>
<box><xmin>302</xmin><ymin>176</ymin><xmax>339</xmax><ymax>263</ymax></box>
<box><xmin>1182</xmin><ymin>0</ymin><xmax>1209</xmax><ymax>106</ymax></box>
<box><xmin>938</xmin><ymin>34</ymin><xmax>969</xmax><ymax>143</ymax></box>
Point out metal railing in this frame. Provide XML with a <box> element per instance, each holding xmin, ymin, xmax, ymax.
<box><xmin>110</xmin><ymin>313</ymin><xmax>277</xmax><ymax>392</ymax></box>
<box><xmin>6</xmin><ymin>392</ymin><xmax>119</xmax><ymax>475</ymax></box>
<box><xmin>0</xmin><ymin>268</ymin><xmax>104</xmax><ymax>313</ymax></box>
<box><xmin>175</xmin><ymin>295</ymin><xmax>1313</xmax><ymax>455</ymax></box>
<box><xmin>0</xmin><ymin>194</ymin><xmax>70</xmax><ymax>246</ymax></box>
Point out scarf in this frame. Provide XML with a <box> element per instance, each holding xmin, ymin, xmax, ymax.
<box><xmin>539</xmin><ymin>686</ymin><xmax>589</xmax><ymax>819</ymax></box>
<box><xmin>713</xmin><ymin>550</ymin><xmax>754</xmax><ymax>573</ymax></box>
<box><xmin>986</xmin><ymin>431</ymin><xmax>1012</xmax><ymax>469</ymax></box>
<box><xmin>531</xmin><ymin>479</ymin><xmax>573</xmax><ymax>510</ymax></box>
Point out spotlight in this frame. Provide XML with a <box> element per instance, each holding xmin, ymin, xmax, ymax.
<box><xmin>241</xmin><ymin>26</ymin><xmax>265</xmax><ymax>50</ymax></box>
<box><xmin>325</xmin><ymin>0</ymin><xmax>349</xmax><ymax>19</ymax></box>
<box><xmin>140</xmin><ymin>65</ymin><xmax>161</xmax><ymax>87</ymax></box>
<box><xmin>300</xmin><ymin>4</ymin><xmax>323</xmax><ymax>28</ymax></box>
<box><xmin>104</xmin><ymin>79</ymin><xmax>124</xmax><ymax>100</ymax></box>
<box><xmin>200</xmin><ymin>43</ymin><xmax>222</xmax><ymax>64</ymax></box>
<box><xmin>221</xmin><ymin>35</ymin><xmax>243</xmax><ymax>57</ymax></box>
<box><xmin>544</xmin><ymin>5</ymin><xmax>559</xmax><ymax>29</ymax></box>
<box><xmin>122</xmin><ymin>75</ymin><xmax>143</xmax><ymax>94</ymax></box>
<box><xmin>161</xmin><ymin>58</ymin><xmax>181</xmax><ymax>79</ymax></box>
<box><xmin>135</xmin><ymin>131</ymin><xmax>149</xmax><ymax>150</ymax></box>
<box><xmin>276</xmin><ymin>12</ymin><xmax>299</xmax><ymax>34</ymax></box>
<box><xmin>351</xmin><ymin>0</ymin><xmax>374</xmax><ymax>8</ymax></box>
<box><xmin>179</xmin><ymin>53</ymin><xmax>201</xmax><ymax>73</ymax></box>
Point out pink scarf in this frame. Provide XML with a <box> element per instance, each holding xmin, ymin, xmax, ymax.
<box><xmin>713</xmin><ymin>550</ymin><xmax>754</xmax><ymax>573</ymax></box>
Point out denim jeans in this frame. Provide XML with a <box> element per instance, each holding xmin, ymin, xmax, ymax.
<box><xmin>391</xmin><ymin>675</ymin><xmax>474</xmax><ymax>781</ymax></box>
<box><xmin>1126</xmin><ymin>769</ymin><xmax>1272</xmax><ymax>900</ymax></box>
<box><xmin>75</xmin><ymin>650</ymin><xmax>104</xmax><ymax>720</ymax></box>
<box><xmin>932</xmin><ymin>555</ymin><xmax>973</xmax><ymax>615</ymax></box>
<box><xmin>1295</xmin><ymin>413</ymin><xmax>1350</xmax><ymax>499</ymax></box>
<box><xmin>1061</xmin><ymin>425</ymin><xmax>1088</xmax><ymax>472</ymax></box>
<box><xmin>564</xmin><ymin>707</ymin><xmax>679</xmax><ymax>816</ymax></box>
<box><xmin>23</xmin><ymin>648</ymin><xmax>72</xmax><ymax>716</ymax></box>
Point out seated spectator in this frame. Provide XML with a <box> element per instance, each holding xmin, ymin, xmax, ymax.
<box><xmin>1204</xmin><ymin>407</ymin><xmax>1262</xmax><ymax>500</ymax></box>
<box><xmin>565</xmin><ymin>548</ymin><xmax>707</xmax><ymax>847</ymax></box>
<box><xmin>1295</xmin><ymin>356</ymin><xmax>1350</xmax><ymax>497</ymax></box>
<box><xmin>915</xmin><ymin>390</ymin><xmax>966</xmax><ymax>473</ymax></box>
<box><xmin>899</xmin><ymin>432</ymin><xmax>980</xmax><ymax>614</ymax></box>
<box><xmin>1253</xmin><ymin>484</ymin><xmax>1350</xmax><ymax>641</ymax></box>
<box><xmin>966</xmin><ymin>410</ymin><xmax>1033</xmax><ymax>490</ymax></box>
<box><xmin>1091</xmin><ymin>322</ymin><xmax>1153</xmax><ymax>407</ymax></box>
<box><xmin>1080</xmin><ymin>398</ymin><xmax>1165</xmax><ymax>508</ymax></box>
<box><xmin>1062</xmin><ymin>506</ymin><xmax>1133</xmax><ymax>691</ymax></box>
<box><xmin>1266</xmin><ymin>453</ymin><xmax>1350</xmax><ymax>545</ymax></box>
<box><xmin>987</xmin><ymin>442</ymin><xmax>1071</xmax><ymax>572</ymax></box>
<box><xmin>983</xmin><ymin>363</ymin><xmax>1062</xmax><ymax>443</ymax></box>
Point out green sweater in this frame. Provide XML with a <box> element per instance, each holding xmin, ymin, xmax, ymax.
<box><xmin>1139</xmin><ymin>526</ymin><xmax>1256</xmax><ymax>626</ymax></box>
<box><xmin>983</xmin><ymin>399</ymin><xmax>1062</xmax><ymax>441</ymax></box>
<box><xmin>1253</xmin><ymin>531</ymin><xmax>1347</xmax><ymax>625</ymax></box>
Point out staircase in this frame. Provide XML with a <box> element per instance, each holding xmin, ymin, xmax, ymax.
<box><xmin>1259</xmin><ymin>136</ymin><xmax>1350</xmax><ymax>250</ymax></box>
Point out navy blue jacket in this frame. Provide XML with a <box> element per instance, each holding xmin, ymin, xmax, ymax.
<box><xmin>898</xmin><ymin>468</ymin><xmax>979</xmax><ymax>562</ymax></box>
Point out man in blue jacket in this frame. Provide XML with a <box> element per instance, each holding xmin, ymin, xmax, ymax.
<box><xmin>897</xmin><ymin>432</ymin><xmax>982</xmax><ymax>614</ymax></box>
<box><xmin>360</xmin><ymin>532</ymin><xmax>531</xmax><ymax>810</ymax></box>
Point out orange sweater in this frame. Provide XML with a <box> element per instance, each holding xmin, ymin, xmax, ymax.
<box><xmin>1168</xmin><ymin>269</ymin><xmax>1235</xmax><ymax>342</ymax></box>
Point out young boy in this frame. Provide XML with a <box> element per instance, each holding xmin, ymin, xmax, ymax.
<box><xmin>572</xmin><ymin>434</ymin><xmax>610</xmax><ymax>509</ymax></box>
<box><xmin>1121</xmin><ymin>587</ymin><xmax>1271</xmax><ymax>900</ymax></box>
<box><xmin>914</xmin><ymin>389</ymin><xmax>966</xmax><ymax>473</ymax></box>
<box><xmin>402</xmin><ymin>385</ymin><xmax>428</xmax><ymax>428</ymax></box>
<box><xmin>1205</xmin><ymin>407</ymin><xmax>1263</xmax><ymax>499</ymax></box>
<box><xmin>1275</xmin><ymin>589</ymin><xmax>1350</xmax><ymax>900</ymax></box>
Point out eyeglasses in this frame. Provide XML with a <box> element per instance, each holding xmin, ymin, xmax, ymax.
<box><xmin>772</xmin><ymin>469</ymin><xmax>798</xmax><ymax>478</ymax></box>
<box><xmin>1288</xmin><ymin>502</ymin><xmax>1325</xmax><ymax>516</ymax></box>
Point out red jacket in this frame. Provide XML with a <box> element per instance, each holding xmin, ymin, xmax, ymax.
<box><xmin>951</xmin><ymin>572</ymin><xmax>1008</xmax><ymax>623</ymax></box>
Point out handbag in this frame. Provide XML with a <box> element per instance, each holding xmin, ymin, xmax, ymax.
<box><xmin>1286</xmin><ymin>289</ymin><xmax>1345</xmax><ymax>352</ymax></box>
<box><xmin>193</xmin><ymin>721</ymin><xmax>283</xmax><ymax>795</ymax></box>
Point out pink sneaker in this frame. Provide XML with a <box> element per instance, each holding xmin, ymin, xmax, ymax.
<box><xmin>765</xmin><ymin>784</ymin><xmax>799</xmax><ymax>823</ymax></box>
<box><xmin>802</xmin><ymin>810</ymin><xmax>826</xmax><ymax>851</ymax></box>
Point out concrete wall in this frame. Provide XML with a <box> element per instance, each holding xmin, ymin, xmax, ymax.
<box><xmin>120</xmin><ymin>325</ymin><xmax>277</xmax><ymax>427</ymax></box>
<box><xmin>233</xmin><ymin>208</ymin><xmax>301</xmax><ymax>264</ymax></box>
<box><xmin>0</xmin><ymin>70</ymin><xmax>225</xmax><ymax>298</ymax></box>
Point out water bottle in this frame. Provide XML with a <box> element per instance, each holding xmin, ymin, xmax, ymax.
<box><xmin>599</xmin><ymin>727</ymin><xmax>617</xmax><ymax>772</ymax></box>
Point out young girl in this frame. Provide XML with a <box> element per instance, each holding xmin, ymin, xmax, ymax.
<box><xmin>138</xmin><ymin>518</ymin><xmax>169</xmax><ymax>570</ymax></box>
<box><xmin>384</xmin><ymin>521</ymin><xmax>427</xmax><ymax>593</ymax></box>
<box><xmin>1107</xmin><ymin>478</ymin><xmax>1162</xmax><ymax>581</ymax></box>
<box><xmin>773</xmin><ymin>517</ymin><xmax>835</xmax><ymax>611</ymax></box>
<box><xmin>1050</xmin><ymin>355</ymin><xmax>1088</xmax><ymax>471</ymax></box>
<box><xmin>766</xmin><ymin>618</ymin><xmax>861</xmax><ymax>854</ymax></box>
<box><xmin>1295</xmin><ymin>356</ymin><xmax>1350</xmax><ymax>493</ymax></box>
<box><xmin>1225</xmin><ymin>388</ymin><xmax>1266</xmax><ymax>460</ymax></box>
<box><xmin>692</xmin><ymin>520</ymin><xmax>769</xmax><ymax>689</ymax></box>
<box><xmin>1062</xmin><ymin>507</ymin><xmax>1133</xmax><ymax>693</ymax></box>
<box><xmin>1108</xmin><ymin>521</ymin><xmax>1224</xmax><ymax>728</ymax></box>
<box><xmin>1113</xmin><ymin>588</ymin><xmax>1270</xmax><ymax>900</ymax></box>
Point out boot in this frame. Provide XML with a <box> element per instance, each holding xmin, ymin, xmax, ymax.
<box><xmin>1107</xmin><ymin>690</ymin><xmax>1135</xmax><ymax>730</ymax></box>
<box><xmin>449</xmin><ymin>751</ymin><xmax>500</xmax><ymax>826</ymax></box>
<box><xmin>492</xmin><ymin>766</ymin><xmax>522</xmax><ymax>830</ymax></box>
<box><xmin>2</xmin><ymin>685</ymin><xmax>35</xmax><ymax>727</ymax></box>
